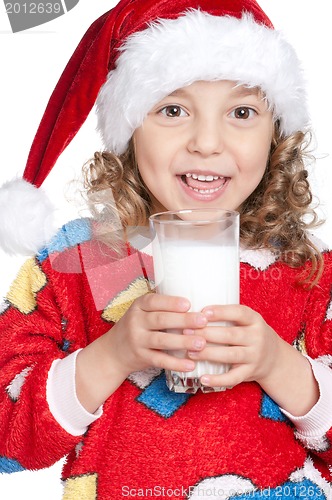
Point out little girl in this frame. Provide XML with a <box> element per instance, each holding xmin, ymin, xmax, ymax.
<box><xmin>0</xmin><ymin>0</ymin><xmax>332</xmax><ymax>498</ymax></box>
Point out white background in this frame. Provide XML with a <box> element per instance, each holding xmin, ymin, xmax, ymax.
<box><xmin>0</xmin><ymin>1</ymin><xmax>331</xmax><ymax>498</ymax></box>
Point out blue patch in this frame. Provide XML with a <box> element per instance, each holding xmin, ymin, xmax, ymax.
<box><xmin>0</xmin><ymin>457</ymin><xmax>25</xmax><ymax>474</ymax></box>
<box><xmin>36</xmin><ymin>246</ymin><xmax>49</xmax><ymax>263</ymax></box>
<box><xmin>260</xmin><ymin>393</ymin><xmax>288</xmax><ymax>423</ymax></box>
<box><xmin>234</xmin><ymin>479</ymin><xmax>325</xmax><ymax>499</ymax></box>
<box><xmin>37</xmin><ymin>218</ymin><xmax>92</xmax><ymax>263</ymax></box>
<box><xmin>136</xmin><ymin>373</ymin><xmax>190</xmax><ymax>418</ymax></box>
<box><xmin>61</xmin><ymin>339</ymin><xmax>71</xmax><ymax>352</ymax></box>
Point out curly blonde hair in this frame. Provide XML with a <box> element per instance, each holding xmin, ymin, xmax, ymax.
<box><xmin>82</xmin><ymin>124</ymin><xmax>323</xmax><ymax>287</ymax></box>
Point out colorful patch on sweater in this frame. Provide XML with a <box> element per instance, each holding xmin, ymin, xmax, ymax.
<box><xmin>136</xmin><ymin>372</ymin><xmax>190</xmax><ymax>418</ymax></box>
<box><xmin>260</xmin><ymin>393</ymin><xmax>288</xmax><ymax>423</ymax></box>
<box><xmin>0</xmin><ymin>456</ymin><xmax>25</xmax><ymax>473</ymax></box>
<box><xmin>0</xmin><ymin>299</ymin><xmax>9</xmax><ymax>315</ymax></box>
<box><xmin>293</xmin><ymin>329</ymin><xmax>307</xmax><ymax>355</ymax></box>
<box><xmin>62</xmin><ymin>473</ymin><xmax>98</xmax><ymax>500</ymax></box>
<box><xmin>6</xmin><ymin>258</ymin><xmax>47</xmax><ymax>314</ymax></box>
<box><xmin>37</xmin><ymin>218</ymin><xmax>92</xmax><ymax>264</ymax></box>
<box><xmin>6</xmin><ymin>366</ymin><xmax>34</xmax><ymax>402</ymax></box>
<box><xmin>102</xmin><ymin>276</ymin><xmax>152</xmax><ymax>322</ymax></box>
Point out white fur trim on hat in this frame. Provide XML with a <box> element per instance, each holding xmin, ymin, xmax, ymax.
<box><xmin>96</xmin><ymin>9</ymin><xmax>309</xmax><ymax>155</ymax></box>
<box><xmin>0</xmin><ymin>179</ymin><xmax>57</xmax><ymax>255</ymax></box>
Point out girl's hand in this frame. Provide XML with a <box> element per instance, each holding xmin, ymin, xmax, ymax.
<box><xmin>187</xmin><ymin>304</ymin><xmax>281</xmax><ymax>388</ymax></box>
<box><xmin>107</xmin><ymin>293</ymin><xmax>208</xmax><ymax>379</ymax></box>
<box><xmin>77</xmin><ymin>293</ymin><xmax>208</xmax><ymax>412</ymax></box>
<box><xmin>186</xmin><ymin>304</ymin><xmax>319</xmax><ymax>416</ymax></box>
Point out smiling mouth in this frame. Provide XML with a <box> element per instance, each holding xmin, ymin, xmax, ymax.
<box><xmin>180</xmin><ymin>173</ymin><xmax>228</xmax><ymax>194</ymax></box>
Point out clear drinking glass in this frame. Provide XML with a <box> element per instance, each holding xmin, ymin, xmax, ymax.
<box><xmin>149</xmin><ymin>208</ymin><xmax>239</xmax><ymax>394</ymax></box>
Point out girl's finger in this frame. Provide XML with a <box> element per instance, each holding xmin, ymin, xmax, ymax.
<box><xmin>149</xmin><ymin>330</ymin><xmax>206</xmax><ymax>352</ymax></box>
<box><xmin>145</xmin><ymin>310</ymin><xmax>208</xmax><ymax>330</ymax></box>
<box><xmin>188</xmin><ymin>344</ymin><xmax>249</xmax><ymax>365</ymax></box>
<box><xmin>138</xmin><ymin>293</ymin><xmax>191</xmax><ymax>313</ymax></box>
<box><xmin>201</xmin><ymin>325</ymin><xmax>249</xmax><ymax>346</ymax></box>
<box><xmin>148</xmin><ymin>350</ymin><xmax>196</xmax><ymax>373</ymax></box>
<box><xmin>200</xmin><ymin>364</ymin><xmax>251</xmax><ymax>389</ymax></box>
<box><xmin>201</xmin><ymin>304</ymin><xmax>259</xmax><ymax>325</ymax></box>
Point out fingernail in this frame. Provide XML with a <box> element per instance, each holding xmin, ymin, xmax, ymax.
<box><xmin>203</xmin><ymin>309</ymin><xmax>214</xmax><ymax>318</ymax></box>
<box><xmin>179</xmin><ymin>299</ymin><xmax>190</xmax><ymax>310</ymax></box>
<box><xmin>201</xmin><ymin>376</ymin><xmax>210</xmax><ymax>385</ymax></box>
<box><xmin>193</xmin><ymin>339</ymin><xmax>204</xmax><ymax>349</ymax></box>
<box><xmin>196</xmin><ymin>314</ymin><xmax>208</xmax><ymax>326</ymax></box>
<box><xmin>188</xmin><ymin>351</ymin><xmax>199</xmax><ymax>359</ymax></box>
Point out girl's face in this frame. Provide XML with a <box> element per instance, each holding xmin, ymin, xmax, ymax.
<box><xmin>133</xmin><ymin>80</ymin><xmax>273</xmax><ymax>214</ymax></box>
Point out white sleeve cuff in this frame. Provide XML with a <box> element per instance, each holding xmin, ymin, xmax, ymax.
<box><xmin>281</xmin><ymin>356</ymin><xmax>332</xmax><ymax>438</ymax></box>
<box><xmin>46</xmin><ymin>350</ymin><xmax>103</xmax><ymax>437</ymax></box>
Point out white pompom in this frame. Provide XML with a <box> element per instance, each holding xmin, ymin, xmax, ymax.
<box><xmin>0</xmin><ymin>178</ymin><xmax>57</xmax><ymax>255</ymax></box>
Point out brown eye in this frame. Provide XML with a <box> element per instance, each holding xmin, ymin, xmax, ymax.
<box><xmin>232</xmin><ymin>107</ymin><xmax>255</xmax><ymax>119</ymax></box>
<box><xmin>160</xmin><ymin>105</ymin><xmax>187</xmax><ymax>118</ymax></box>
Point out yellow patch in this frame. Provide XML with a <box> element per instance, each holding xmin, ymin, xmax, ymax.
<box><xmin>293</xmin><ymin>330</ymin><xmax>307</xmax><ymax>355</ymax></box>
<box><xmin>62</xmin><ymin>473</ymin><xmax>98</xmax><ymax>500</ymax></box>
<box><xmin>102</xmin><ymin>277</ymin><xmax>153</xmax><ymax>323</ymax></box>
<box><xmin>297</xmin><ymin>333</ymin><xmax>307</xmax><ymax>355</ymax></box>
<box><xmin>6</xmin><ymin>258</ymin><xmax>47</xmax><ymax>314</ymax></box>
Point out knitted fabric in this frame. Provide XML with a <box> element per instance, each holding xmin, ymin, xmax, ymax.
<box><xmin>0</xmin><ymin>218</ymin><xmax>331</xmax><ymax>499</ymax></box>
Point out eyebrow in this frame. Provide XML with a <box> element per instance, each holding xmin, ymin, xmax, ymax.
<box><xmin>168</xmin><ymin>88</ymin><xmax>188</xmax><ymax>97</ymax></box>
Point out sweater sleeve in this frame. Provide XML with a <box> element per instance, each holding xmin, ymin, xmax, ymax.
<box><xmin>0</xmin><ymin>256</ymin><xmax>87</xmax><ymax>472</ymax></box>
<box><xmin>47</xmin><ymin>350</ymin><xmax>103</xmax><ymax>436</ymax></box>
<box><xmin>293</xmin><ymin>252</ymin><xmax>332</xmax><ymax>463</ymax></box>
<box><xmin>281</xmin><ymin>356</ymin><xmax>332</xmax><ymax>438</ymax></box>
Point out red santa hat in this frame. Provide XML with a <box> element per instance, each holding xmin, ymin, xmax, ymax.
<box><xmin>0</xmin><ymin>0</ymin><xmax>309</xmax><ymax>255</ymax></box>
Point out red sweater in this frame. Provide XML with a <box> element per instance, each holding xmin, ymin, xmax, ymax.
<box><xmin>0</xmin><ymin>219</ymin><xmax>332</xmax><ymax>499</ymax></box>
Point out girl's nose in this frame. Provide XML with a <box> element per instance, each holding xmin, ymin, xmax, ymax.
<box><xmin>187</xmin><ymin>117</ymin><xmax>224</xmax><ymax>157</ymax></box>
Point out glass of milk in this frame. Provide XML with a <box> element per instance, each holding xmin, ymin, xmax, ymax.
<box><xmin>149</xmin><ymin>208</ymin><xmax>239</xmax><ymax>394</ymax></box>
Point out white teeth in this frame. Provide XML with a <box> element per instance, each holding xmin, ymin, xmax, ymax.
<box><xmin>198</xmin><ymin>175</ymin><xmax>214</xmax><ymax>182</ymax></box>
<box><xmin>183</xmin><ymin>173</ymin><xmax>227</xmax><ymax>194</ymax></box>
<box><xmin>192</xmin><ymin>186</ymin><xmax>222</xmax><ymax>194</ymax></box>
<box><xmin>185</xmin><ymin>173</ymin><xmax>223</xmax><ymax>182</ymax></box>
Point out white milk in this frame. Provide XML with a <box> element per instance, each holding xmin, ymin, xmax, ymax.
<box><xmin>153</xmin><ymin>239</ymin><xmax>239</xmax><ymax>386</ymax></box>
